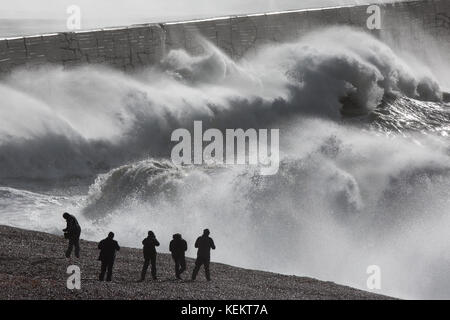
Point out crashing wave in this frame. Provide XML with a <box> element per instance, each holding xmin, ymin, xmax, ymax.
<box><xmin>0</xmin><ymin>26</ymin><xmax>446</xmax><ymax>179</ymax></box>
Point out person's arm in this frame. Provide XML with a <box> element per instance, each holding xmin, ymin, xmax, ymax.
<box><xmin>63</xmin><ymin>219</ymin><xmax>71</xmax><ymax>232</ymax></box>
<box><xmin>183</xmin><ymin>240</ymin><xmax>187</xmax><ymax>251</ymax></box>
<box><xmin>155</xmin><ymin>239</ymin><xmax>160</xmax><ymax>247</ymax></box>
<box><xmin>142</xmin><ymin>239</ymin><xmax>146</xmax><ymax>246</ymax></box>
<box><xmin>98</xmin><ymin>240</ymin><xmax>103</xmax><ymax>250</ymax></box>
<box><xmin>169</xmin><ymin>241</ymin><xmax>174</xmax><ymax>252</ymax></box>
<box><xmin>195</xmin><ymin>238</ymin><xmax>199</xmax><ymax>248</ymax></box>
<box><xmin>210</xmin><ymin>238</ymin><xmax>216</xmax><ymax>250</ymax></box>
<box><xmin>116</xmin><ymin>242</ymin><xmax>120</xmax><ymax>251</ymax></box>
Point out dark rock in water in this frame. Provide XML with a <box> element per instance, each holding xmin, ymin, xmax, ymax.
<box><xmin>0</xmin><ymin>225</ymin><xmax>395</xmax><ymax>300</ymax></box>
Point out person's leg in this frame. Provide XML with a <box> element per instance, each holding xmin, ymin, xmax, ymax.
<box><xmin>106</xmin><ymin>260</ymin><xmax>114</xmax><ymax>281</ymax></box>
<box><xmin>99</xmin><ymin>261</ymin><xmax>107</xmax><ymax>281</ymax></box>
<box><xmin>65</xmin><ymin>238</ymin><xmax>74</xmax><ymax>258</ymax></box>
<box><xmin>173</xmin><ymin>257</ymin><xmax>179</xmax><ymax>278</ymax></box>
<box><xmin>204</xmin><ymin>259</ymin><xmax>211</xmax><ymax>281</ymax></box>
<box><xmin>141</xmin><ymin>258</ymin><xmax>150</xmax><ymax>280</ymax></box>
<box><xmin>191</xmin><ymin>258</ymin><xmax>202</xmax><ymax>280</ymax></box>
<box><xmin>74</xmin><ymin>237</ymin><xmax>80</xmax><ymax>258</ymax></box>
<box><xmin>151</xmin><ymin>254</ymin><xmax>157</xmax><ymax>280</ymax></box>
<box><xmin>180</xmin><ymin>257</ymin><xmax>186</xmax><ymax>275</ymax></box>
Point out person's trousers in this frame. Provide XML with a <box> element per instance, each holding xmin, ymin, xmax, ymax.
<box><xmin>173</xmin><ymin>256</ymin><xmax>186</xmax><ymax>278</ymax></box>
<box><xmin>192</xmin><ymin>256</ymin><xmax>210</xmax><ymax>281</ymax></box>
<box><xmin>141</xmin><ymin>254</ymin><xmax>157</xmax><ymax>280</ymax></box>
<box><xmin>99</xmin><ymin>259</ymin><xmax>115</xmax><ymax>281</ymax></box>
<box><xmin>66</xmin><ymin>236</ymin><xmax>80</xmax><ymax>258</ymax></box>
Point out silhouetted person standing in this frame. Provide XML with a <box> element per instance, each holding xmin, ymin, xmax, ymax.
<box><xmin>98</xmin><ymin>232</ymin><xmax>120</xmax><ymax>282</ymax></box>
<box><xmin>140</xmin><ymin>231</ymin><xmax>160</xmax><ymax>281</ymax></box>
<box><xmin>192</xmin><ymin>229</ymin><xmax>216</xmax><ymax>281</ymax></box>
<box><xmin>169</xmin><ymin>233</ymin><xmax>188</xmax><ymax>279</ymax></box>
<box><xmin>62</xmin><ymin>212</ymin><xmax>81</xmax><ymax>258</ymax></box>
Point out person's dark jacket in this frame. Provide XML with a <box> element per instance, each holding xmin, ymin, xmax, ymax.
<box><xmin>195</xmin><ymin>235</ymin><xmax>215</xmax><ymax>259</ymax></box>
<box><xmin>98</xmin><ymin>238</ymin><xmax>120</xmax><ymax>262</ymax></box>
<box><xmin>170</xmin><ymin>235</ymin><xmax>187</xmax><ymax>258</ymax></box>
<box><xmin>142</xmin><ymin>236</ymin><xmax>160</xmax><ymax>259</ymax></box>
<box><xmin>63</xmin><ymin>214</ymin><xmax>81</xmax><ymax>238</ymax></box>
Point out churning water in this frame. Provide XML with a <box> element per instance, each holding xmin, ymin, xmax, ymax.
<box><xmin>0</xmin><ymin>26</ymin><xmax>449</xmax><ymax>299</ymax></box>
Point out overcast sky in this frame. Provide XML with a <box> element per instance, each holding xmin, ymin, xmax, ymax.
<box><xmin>0</xmin><ymin>0</ymin><xmax>401</xmax><ymax>36</ymax></box>
<box><xmin>0</xmin><ymin>0</ymin><xmax>399</xmax><ymax>20</ymax></box>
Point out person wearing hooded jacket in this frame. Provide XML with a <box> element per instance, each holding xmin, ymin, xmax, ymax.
<box><xmin>169</xmin><ymin>233</ymin><xmax>187</xmax><ymax>279</ymax></box>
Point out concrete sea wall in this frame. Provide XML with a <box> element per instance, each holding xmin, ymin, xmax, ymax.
<box><xmin>0</xmin><ymin>0</ymin><xmax>449</xmax><ymax>73</ymax></box>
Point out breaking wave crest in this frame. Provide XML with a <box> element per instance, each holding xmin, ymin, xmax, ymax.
<box><xmin>0</xmin><ymin>26</ymin><xmax>445</xmax><ymax>179</ymax></box>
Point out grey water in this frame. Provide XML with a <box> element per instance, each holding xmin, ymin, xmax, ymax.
<box><xmin>0</xmin><ymin>25</ymin><xmax>449</xmax><ymax>299</ymax></box>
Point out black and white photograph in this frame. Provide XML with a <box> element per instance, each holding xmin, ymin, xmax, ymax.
<box><xmin>0</xmin><ymin>0</ymin><xmax>449</xmax><ymax>308</ymax></box>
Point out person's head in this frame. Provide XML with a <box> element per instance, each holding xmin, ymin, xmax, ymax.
<box><xmin>203</xmin><ymin>229</ymin><xmax>210</xmax><ymax>236</ymax></box>
<box><xmin>63</xmin><ymin>212</ymin><xmax>70</xmax><ymax>219</ymax></box>
<box><xmin>173</xmin><ymin>233</ymin><xmax>181</xmax><ymax>240</ymax></box>
<box><xmin>148</xmin><ymin>231</ymin><xmax>155</xmax><ymax>238</ymax></box>
<box><xmin>108</xmin><ymin>232</ymin><xmax>114</xmax><ymax>239</ymax></box>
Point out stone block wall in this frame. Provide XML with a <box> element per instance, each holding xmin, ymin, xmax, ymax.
<box><xmin>0</xmin><ymin>0</ymin><xmax>448</xmax><ymax>74</ymax></box>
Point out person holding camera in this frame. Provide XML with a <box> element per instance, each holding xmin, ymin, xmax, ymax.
<box><xmin>62</xmin><ymin>212</ymin><xmax>81</xmax><ymax>258</ymax></box>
